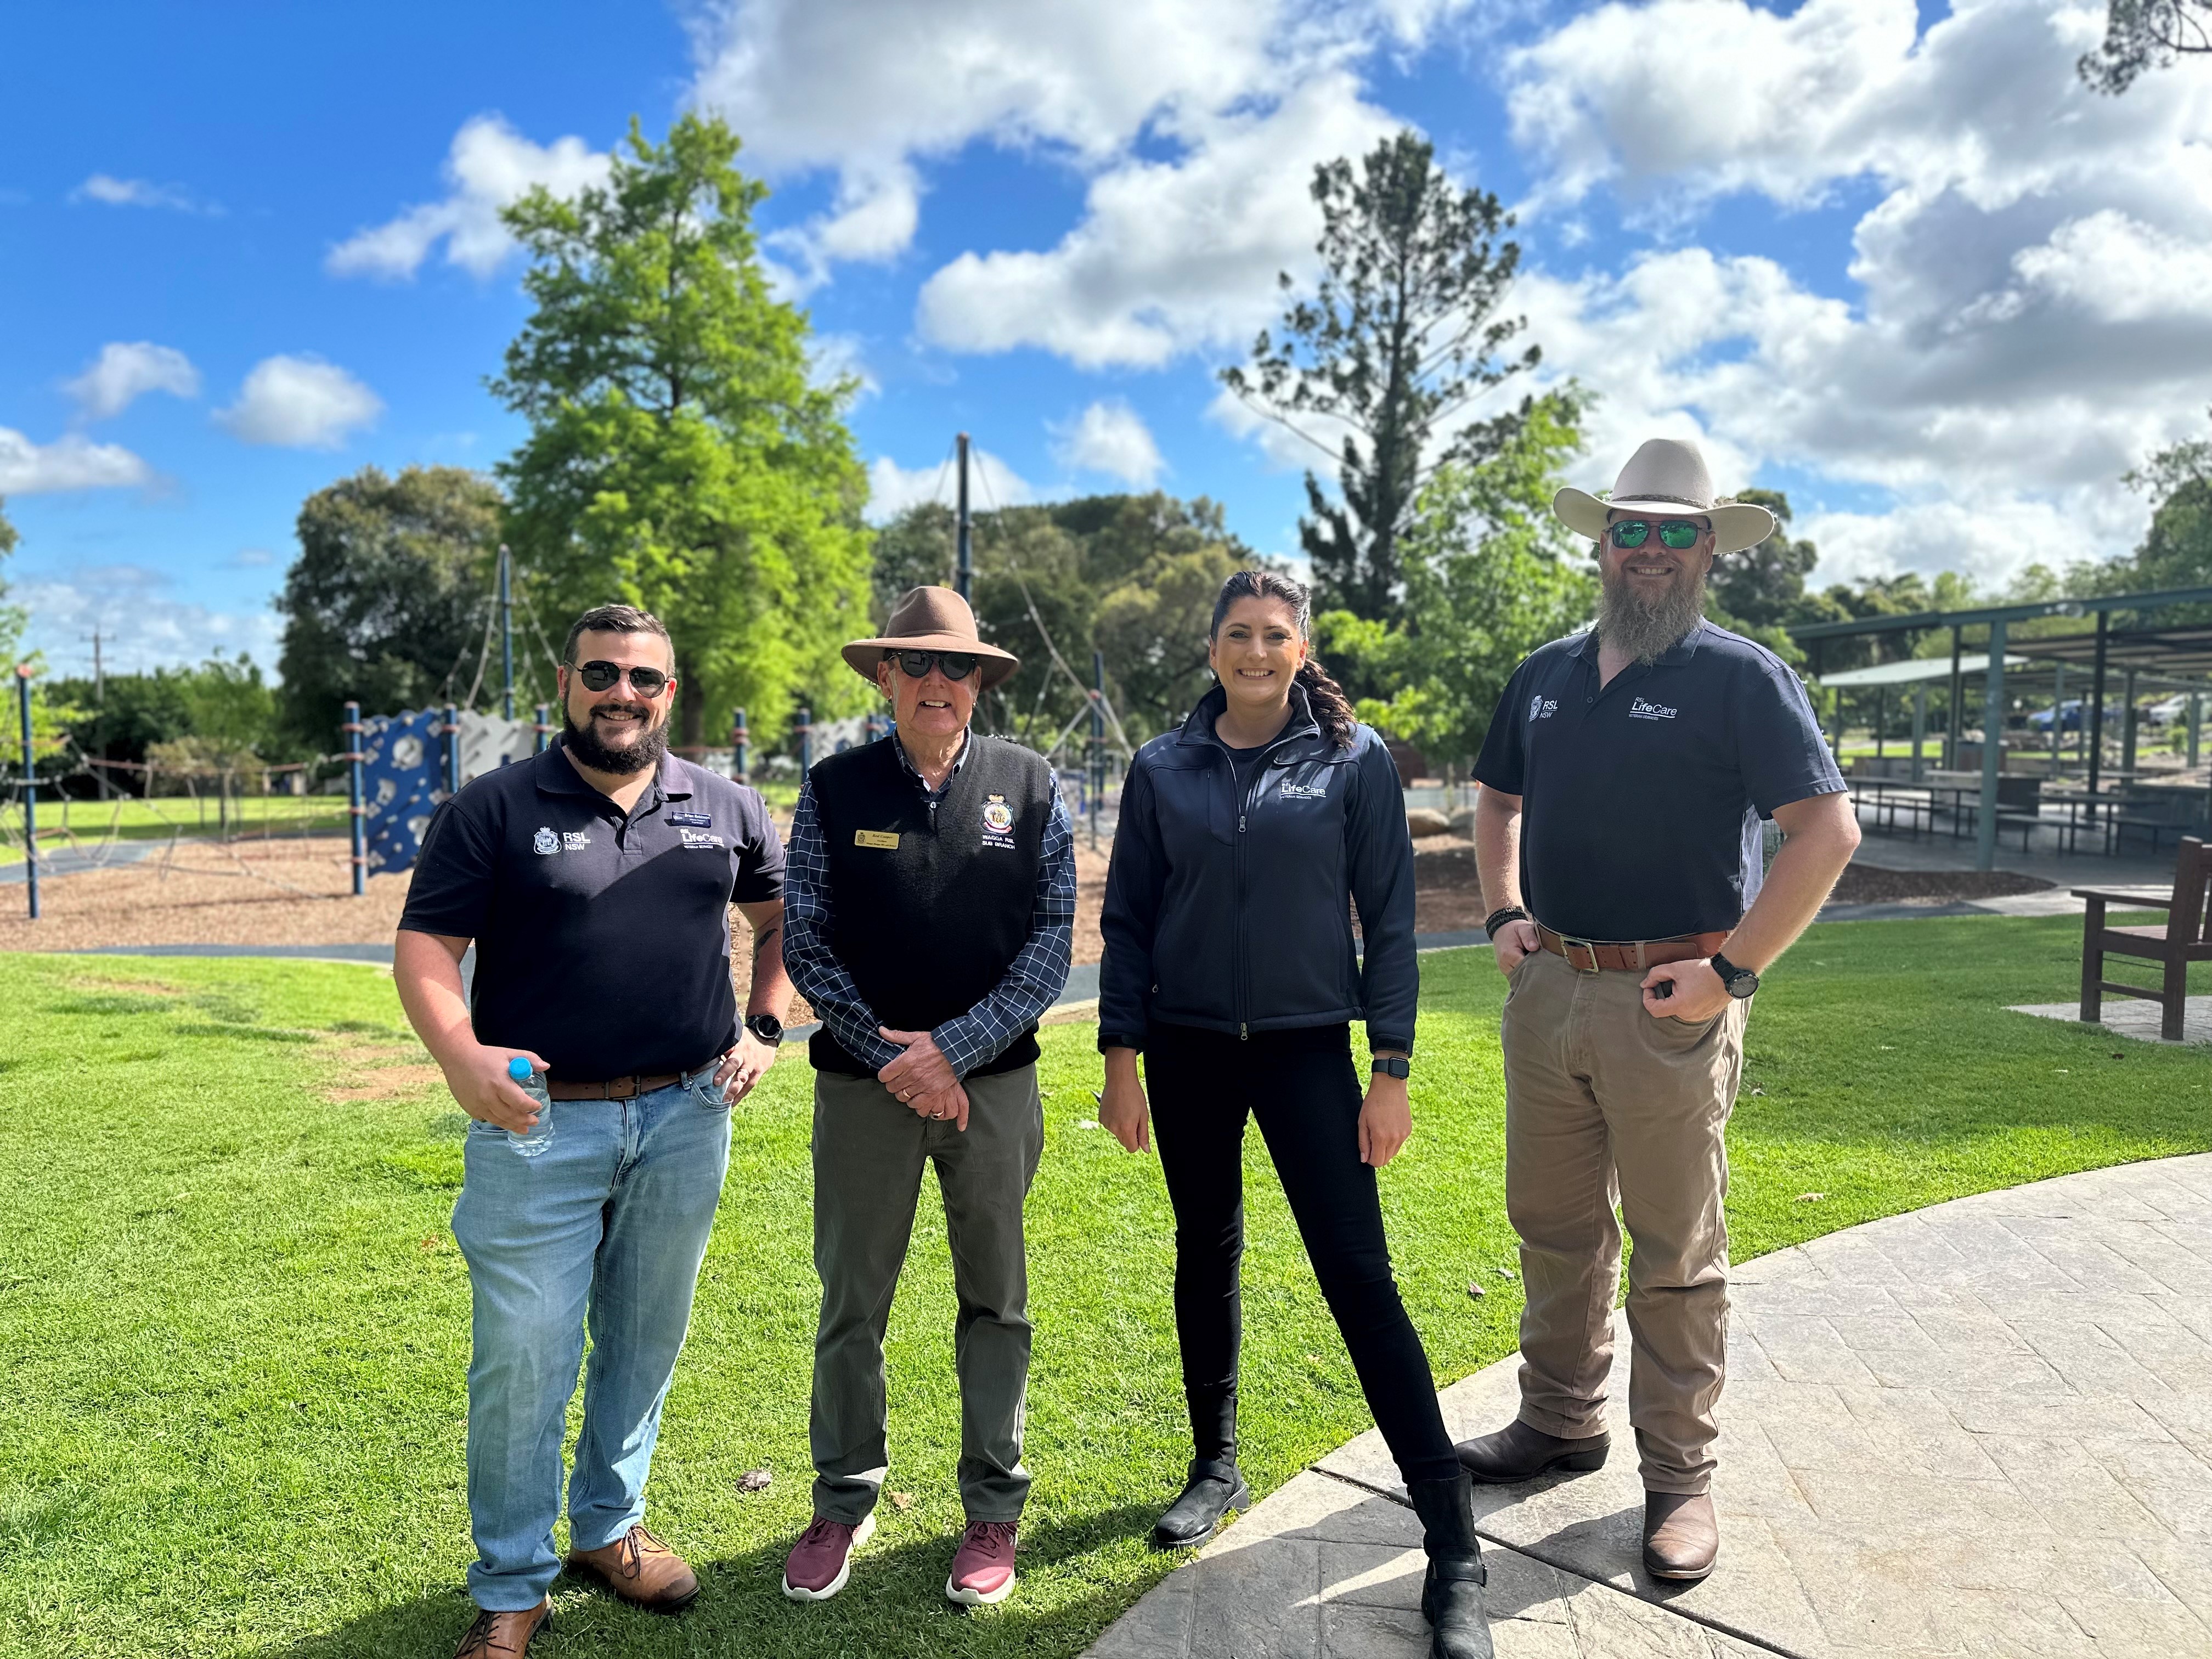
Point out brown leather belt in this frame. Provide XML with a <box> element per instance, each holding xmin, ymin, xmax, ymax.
<box><xmin>548</xmin><ymin>1071</ymin><xmax>686</xmax><ymax>1101</ymax></box>
<box><xmin>1536</xmin><ymin>924</ymin><xmax>1730</xmax><ymax>974</ymax></box>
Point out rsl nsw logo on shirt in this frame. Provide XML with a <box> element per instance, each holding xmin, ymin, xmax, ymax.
<box><xmin>981</xmin><ymin>794</ymin><xmax>1017</xmax><ymax>849</ymax></box>
<box><xmin>531</xmin><ymin>826</ymin><xmax>592</xmax><ymax>854</ymax></box>
<box><xmin>1528</xmin><ymin>693</ymin><xmax>1559</xmax><ymax>721</ymax></box>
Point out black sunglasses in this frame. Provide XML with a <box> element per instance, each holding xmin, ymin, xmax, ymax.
<box><xmin>1609</xmin><ymin>518</ymin><xmax>1706</xmax><ymax>551</ymax></box>
<box><xmin>887</xmin><ymin>649</ymin><xmax>978</xmax><ymax>682</ymax></box>
<box><xmin>572</xmin><ymin>660</ymin><xmax>670</xmax><ymax>696</ymax></box>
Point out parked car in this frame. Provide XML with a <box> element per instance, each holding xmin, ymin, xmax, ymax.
<box><xmin>2027</xmin><ymin>699</ymin><xmax>2084</xmax><ymax>733</ymax></box>
<box><xmin>2144</xmin><ymin>693</ymin><xmax>2191</xmax><ymax>727</ymax></box>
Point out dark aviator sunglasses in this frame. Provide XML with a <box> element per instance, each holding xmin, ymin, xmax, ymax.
<box><xmin>886</xmin><ymin>649</ymin><xmax>978</xmax><ymax>681</ymax></box>
<box><xmin>572</xmin><ymin>660</ymin><xmax>670</xmax><ymax>696</ymax></box>
<box><xmin>1609</xmin><ymin>518</ymin><xmax>1707</xmax><ymax>551</ymax></box>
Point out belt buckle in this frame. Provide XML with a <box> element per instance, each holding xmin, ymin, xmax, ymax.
<box><xmin>607</xmin><ymin>1075</ymin><xmax>639</xmax><ymax>1101</ymax></box>
<box><xmin>1558</xmin><ymin>935</ymin><xmax>1602</xmax><ymax>975</ymax></box>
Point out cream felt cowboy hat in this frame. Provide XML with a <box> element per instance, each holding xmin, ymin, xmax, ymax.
<box><xmin>1553</xmin><ymin>438</ymin><xmax>1776</xmax><ymax>555</ymax></box>
<box><xmin>841</xmin><ymin>585</ymin><xmax>1022</xmax><ymax>690</ymax></box>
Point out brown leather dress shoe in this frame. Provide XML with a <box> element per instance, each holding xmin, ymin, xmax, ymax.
<box><xmin>453</xmin><ymin>1599</ymin><xmax>550</xmax><ymax>1657</ymax></box>
<box><xmin>1455</xmin><ymin>1418</ymin><xmax>1610</xmax><ymax>1485</ymax></box>
<box><xmin>1642</xmin><ymin>1491</ymin><xmax>1718</xmax><ymax>1581</ymax></box>
<box><xmin>566</xmin><ymin>1522</ymin><xmax>701</xmax><ymax>1613</ymax></box>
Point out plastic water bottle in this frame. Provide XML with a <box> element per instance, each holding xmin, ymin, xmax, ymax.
<box><xmin>507</xmin><ymin>1055</ymin><xmax>554</xmax><ymax>1158</ymax></box>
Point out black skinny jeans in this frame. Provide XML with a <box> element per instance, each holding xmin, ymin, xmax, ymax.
<box><xmin>1147</xmin><ymin>1020</ymin><xmax>1460</xmax><ymax>1488</ymax></box>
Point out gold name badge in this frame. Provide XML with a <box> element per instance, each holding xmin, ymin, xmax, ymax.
<box><xmin>854</xmin><ymin>830</ymin><xmax>901</xmax><ymax>850</ymax></box>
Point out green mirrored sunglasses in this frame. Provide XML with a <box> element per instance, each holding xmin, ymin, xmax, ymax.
<box><xmin>1609</xmin><ymin>518</ymin><xmax>1705</xmax><ymax>551</ymax></box>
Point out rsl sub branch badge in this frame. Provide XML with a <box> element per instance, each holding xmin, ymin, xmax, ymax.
<box><xmin>981</xmin><ymin>794</ymin><xmax>1017</xmax><ymax>849</ymax></box>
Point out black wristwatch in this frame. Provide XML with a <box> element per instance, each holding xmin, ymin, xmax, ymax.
<box><xmin>1372</xmin><ymin>1056</ymin><xmax>1411</xmax><ymax>1080</ymax></box>
<box><xmin>746</xmin><ymin>1013</ymin><xmax>785</xmax><ymax>1046</ymax></box>
<box><xmin>1708</xmin><ymin>952</ymin><xmax>1759</xmax><ymax>1000</ymax></box>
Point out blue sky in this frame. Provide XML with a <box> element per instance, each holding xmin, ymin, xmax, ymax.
<box><xmin>5</xmin><ymin>0</ymin><xmax>2210</xmax><ymax>681</ymax></box>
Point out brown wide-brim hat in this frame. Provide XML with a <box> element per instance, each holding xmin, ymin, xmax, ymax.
<box><xmin>841</xmin><ymin>585</ymin><xmax>1021</xmax><ymax>690</ymax></box>
<box><xmin>1553</xmin><ymin>436</ymin><xmax>1776</xmax><ymax>555</ymax></box>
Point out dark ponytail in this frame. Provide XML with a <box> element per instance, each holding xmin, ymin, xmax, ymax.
<box><xmin>1209</xmin><ymin>568</ymin><xmax>1357</xmax><ymax>751</ymax></box>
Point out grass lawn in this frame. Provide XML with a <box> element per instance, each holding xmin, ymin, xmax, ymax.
<box><xmin>4</xmin><ymin>917</ymin><xmax>2208</xmax><ymax>1658</ymax></box>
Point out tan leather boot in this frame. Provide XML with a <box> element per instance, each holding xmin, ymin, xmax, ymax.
<box><xmin>453</xmin><ymin>1599</ymin><xmax>550</xmax><ymax>1657</ymax></box>
<box><xmin>1642</xmin><ymin>1492</ymin><xmax>1718</xmax><ymax>1581</ymax></box>
<box><xmin>566</xmin><ymin>1523</ymin><xmax>701</xmax><ymax>1613</ymax></box>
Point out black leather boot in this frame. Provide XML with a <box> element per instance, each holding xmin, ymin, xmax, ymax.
<box><xmin>1150</xmin><ymin>1456</ymin><xmax>1251</xmax><ymax>1548</ymax></box>
<box><xmin>1407</xmin><ymin>1475</ymin><xmax>1494</xmax><ymax>1659</ymax></box>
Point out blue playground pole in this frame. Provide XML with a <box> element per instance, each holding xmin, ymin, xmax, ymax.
<box><xmin>444</xmin><ymin>703</ymin><xmax>461</xmax><ymax>795</ymax></box>
<box><xmin>731</xmin><ymin>707</ymin><xmax>748</xmax><ymax>783</ymax></box>
<box><xmin>342</xmin><ymin>700</ymin><xmax>366</xmax><ymax>898</ymax></box>
<box><xmin>534</xmin><ymin>703</ymin><xmax>550</xmax><ymax>756</ymax></box>
<box><xmin>796</xmin><ymin>707</ymin><xmax>814</xmax><ymax>775</ymax></box>
<box><xmin>16</xmin><ymin>664</ymin><xmax>38</xmax><ymax>921</ymax></box>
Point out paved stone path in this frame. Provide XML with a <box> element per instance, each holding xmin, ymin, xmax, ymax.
<box><xmin>1086</xmin><ymin>1155</ymin><xmax>2212</xmax><ymax>1658</ymax></box>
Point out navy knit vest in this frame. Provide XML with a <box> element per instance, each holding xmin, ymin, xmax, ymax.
<box><xmin>808</xmin><ymin>732</ymin><xmax>1052</xmax><ymax>1077</ymax></box>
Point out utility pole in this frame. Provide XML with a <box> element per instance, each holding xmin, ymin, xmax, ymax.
<box><xmin>15</xmin><ymin>663</ymin><xmax>37</xmax><ymax>921</ymax></box>
<box><xmin>81</xmin><ymin>629</ymin><xmax>104</xmax><ymax>706</ymax></box>
<box><xmin>498</xmin><ymin>543</ymin><xmax>515</xmax><ymax>721</ymax></box>
<box><xmin>956</xmin><ymin>432</ymin><xmax>973</xmax><ymax>602</ymax></box>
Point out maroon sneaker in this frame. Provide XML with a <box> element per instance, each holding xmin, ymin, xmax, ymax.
<box><xmin>945</xmin><ymin>1520</ymin><xmax>1018</xmax><ymax>1606</ymax></box>
<box><xmin>782</xmin><ymin>1511</ymin><xmax>876</xmax><ymax>1602</ymax></box>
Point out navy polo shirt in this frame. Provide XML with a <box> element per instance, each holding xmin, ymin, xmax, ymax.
<box><xmin>1472</xmin><ymin>621</ymin><xmax>1844</xmax><ymax>942</ymax></box>
<box><xmin>398</xmin><ymin>738</ymin><xmax>785</xmax><ymax>1082</ymax></box>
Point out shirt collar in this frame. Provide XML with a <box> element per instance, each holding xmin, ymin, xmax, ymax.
<box><xmin>893</xmin><ymin>726</ymin><xmax>970</xmax><ymax>786</ymax></box>
<box><xmin>536</xmin><ymin>735</ymin><xmax>691</xmax><ymax>802</ymax></box>
<box><xmin>1572</xmin><ymin>619</ymin><xmax>1710</xmax><ymax>668</ymax></box>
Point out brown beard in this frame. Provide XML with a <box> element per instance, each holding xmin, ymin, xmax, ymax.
<box><xmin>562</xmin><ymin>703</ymin><xmax>669</xmax><ymax>775</ymax></box>
<box><xmin>1598</xmin><ymin>560</ymin><xmax>1708</xmax><ymax>665</ymax></box>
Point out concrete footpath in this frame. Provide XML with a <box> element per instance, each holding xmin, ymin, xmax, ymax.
<box><xmin>1086</xmin><ymin>1155</ymin><xmax>2212</xmax><ymax>1659</ymax></box>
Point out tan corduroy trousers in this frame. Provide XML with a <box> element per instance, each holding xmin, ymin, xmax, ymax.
<box><xmin>1498</xmin><ymin>945</ymin><xmax>1748</xmax><ymax>1493</ymax></box>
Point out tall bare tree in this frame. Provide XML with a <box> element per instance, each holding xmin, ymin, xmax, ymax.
<box><xmin>1220</xmin><ymin>129</ymin><xmax>1538</xmax><ymax>622</ymax></box>
<box><xmin>2079</xmin><ymin>0</ymin><xmax>2210</xmax><ymax>91</ymax></box>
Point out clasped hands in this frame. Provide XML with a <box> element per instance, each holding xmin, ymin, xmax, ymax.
<box><xmin>878</xmin><ymin>1025</ymin><xmax>969</xmax><ymax>1131</ymax></box>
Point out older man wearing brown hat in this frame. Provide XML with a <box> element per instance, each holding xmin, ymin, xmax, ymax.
<box><xmin>1462</xmin><ymin>439</ymin><xmax>1859</xmax><ymax>1583</ymax></box>
<box><xmin>779</xmin><ymin>586</ymin><xmax>1075</xmax><ymax>1611</ymax></box>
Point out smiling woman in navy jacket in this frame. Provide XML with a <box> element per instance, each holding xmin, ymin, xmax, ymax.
<box><xmin>1097</xmin><ymin>569</ymin><xmax>1493</xmax><ymax>1659</ymax></box>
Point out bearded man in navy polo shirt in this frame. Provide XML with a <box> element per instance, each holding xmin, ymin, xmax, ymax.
<box><xmin>1463</xmin><ymin>440</ymin><xmax>1859</xmax><ymax>1584</ymax></box>
<box><xmin>396</xmin><ymin>603</ymin><xmax>792</xmax><ymax>1657</ymax></box>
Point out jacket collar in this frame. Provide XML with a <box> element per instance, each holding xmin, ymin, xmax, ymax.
<box><xmin>1177</xmin><ymin>681</ymin><xmax>1324</xmax><ymax>757</ymax></box>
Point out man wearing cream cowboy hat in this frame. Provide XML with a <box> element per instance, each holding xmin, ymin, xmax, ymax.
<box><xmin>1460</xmin><ymin>438</ymin><xmax>1860</xmax><ymax>1582</ymax></box>
<box><xmin>778</xmin><ymin>585</ymin><xmax>1076</xmax><ymax>1610</ymax></box>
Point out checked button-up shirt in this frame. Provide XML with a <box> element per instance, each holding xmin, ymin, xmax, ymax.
<box><xmin>782</xmin><ymin>732</ymin><xmax>1076</xmax><ymax>1079</ymax></box>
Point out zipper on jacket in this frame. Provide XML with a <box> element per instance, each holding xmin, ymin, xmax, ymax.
<box><xmin>1235</xmin><ymin>805</ymin><xmax>1249</xmax><ymax>1037</ymax></box>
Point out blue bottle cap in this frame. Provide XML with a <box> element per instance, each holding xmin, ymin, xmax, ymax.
<box><xmin>507</xmin><ymin>1056</ymin><xmax>533</xmax><ymax>1081</ymax></box>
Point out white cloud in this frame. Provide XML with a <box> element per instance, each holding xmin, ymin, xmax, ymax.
<box><xmin>0</xmin><ymin>428</ymin><xmax>153</xmax><ymax>494</ymax></box>
<box><xmin>326</xmin><ymin>115</ymin><xmax>610</xmax><ymax>280</ymax></box>
<box><xmin>16</xmin><ymin>567</ymin><xmax>281</xmax><ymax>676</ymax></box>
<box><xmin>72</xmin><ymin>174</ymin><xmax>217</xmax><ymax>213</ymax></box>
<box><xmin>865</xmin><ymin>449</ymin><xmax>1035</xmax><ymax>522</ymax></box>
<box><xmin>215</xmin><ymin>356</ymin><xmax>383</xmax><ymax>449</ymax></box>
<box><xmin>1464</xmin><ymin>0</ymin><xmax>2212</xmax><ymax>587</ymax></box>
<box><xmin>688</xmin><ymin>0</ymin><xmax>1482</xmax><ymax>331</ymax></box>
<box><xmin>917</xmin><ymin>71</ymin><xmax>1402</xmax><ymax>367</ymax></box>
<box><xmin>64</xmin><ymin>342</ymin><xmax>202</xmax><ymax>421</ymax></box>
<box><xmin>1051</xmin><ymin>398</ymin><xmax>1166</xmax><ymax>485</ymax></box>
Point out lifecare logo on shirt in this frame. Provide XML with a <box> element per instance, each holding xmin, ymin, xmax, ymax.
<box><xmin>1280</xmin><ymin>778</ymin><xmax>1329</xmax><ymax>800</ymax></box>
<box><xmin>981</xmin><ymin>794</ymin><xmax>1017</xmax><ymax>849</ymax></box>
<box><xmin>1528</xmin><ymin>694</ymin><xmax>1559</xmax><ymax>721</ymax></box>
<box><xmin>1629</xmin><ymin>697</ymin><xmax>1679</xmax><ymax>721</ymax></box>
<box><xmin>679</xmin><ymin>827</ymin><xmax>724</xmax><ymax>849</ymax></box>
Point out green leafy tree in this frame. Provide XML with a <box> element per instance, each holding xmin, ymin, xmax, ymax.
<box><xmin>2080</xmin><ymin>0</ymin><xmax>2210</xmax><ymax>91</ymax></box>
<box><xmin>1706</xmin><ymin>489</ymin><xmax>1828</xmax><ymax>632</ymax></box>
<box><xmin>1220</xmin><ymin>129</ymin><xmax>1538</xmax><ymax>623</ymax></box>
<box><xmin>495</xmin><ymin>114</ymin><xmax>871</xmax><ymax>751</ymax></box>
<box><xmin>276</xmin><ymin>465</ymin><xmax>505</xmax><ymax>748</ymax></box>
<box><xmin>1319</xmin><ymin>388</ymin><xmax>1594</xmax><ymax>765</ymax></box>
<box><xmin>2123</xmin><ymin>423</ymin><xmax>2212</xmax><ymax>591</ymax></box>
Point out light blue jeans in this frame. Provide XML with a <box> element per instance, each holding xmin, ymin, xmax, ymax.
<box><xmin>450</xmin><ymin>1069</ymin><xmax>731</xmax><ymax>1611</ymax></box>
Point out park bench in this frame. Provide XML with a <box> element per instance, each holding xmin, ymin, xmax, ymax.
<box><xmin>2074</xmin><ymin>837</ymin><xmax>2212</xmax><ymax>1042</ymax></box>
